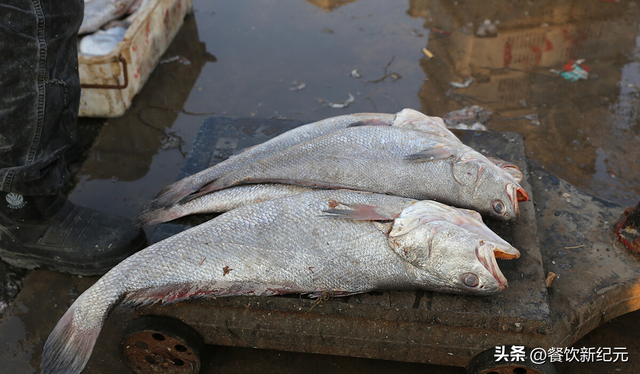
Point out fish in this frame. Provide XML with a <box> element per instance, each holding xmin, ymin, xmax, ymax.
<box><xmin>136</xmin><ymin>153</ymin><xmax>524</xmax><ymax>225</ymax></box>
<box><xmin>486</xmin><ymin>156</ymin><xmax>524</xmax><ymax>183</ymax></box>
<box><xmin>41</xmin><ymin>190</ymin><xmax>519</xmax><ymax>374</ymax></box>
<box><xmin>144</xmin><ymin>113</ymin><xmax>397</xmax><ymax>212</ymax></box>
<box><xmin>140</xmin><ymin>108</ymin><xmax>520</xmax><ymax>222</ymax></box>
<box><xmin>184</xmin><ymin>124</ymin><xmax>528</xmax><ymax>221</ymax></box>
<box><xmin>137</xmin><ymin>184</ymin><xmax>314</xmax><ymax>225</ymax></box>
<box><xmin>137</xmin><ymin>109</ymin><xmax>528</xmax><ymax>225</ymax></box>
<box><xmin>80</xmin><ymin>0</ymin><xmax>139</xmax><ymax>35</ymax></box>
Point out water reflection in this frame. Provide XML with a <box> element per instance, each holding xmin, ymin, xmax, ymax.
<box><xmin>306</xmin><ymin>0</ymin><xmax>358</xmax><ymax>11</ymax></box>
<box><xmin>71</xmin><ymin>14</ymin><xmax>214</xmax><ymax>219</ymax></box>
<box><xmin>78</xmin><ymin>14</ymin><xmax>212</xmax><ymax>182</ymax></box>
<box><xmin>412</xmin><ymin>0</ymin><xmax>640</xmax><ymax>205</ymax></box>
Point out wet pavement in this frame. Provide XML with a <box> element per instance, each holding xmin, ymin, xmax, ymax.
<box><xmin>2</xmin><ymin>0</ymin><xmax>640</xmax><ymax>373</ymax></box>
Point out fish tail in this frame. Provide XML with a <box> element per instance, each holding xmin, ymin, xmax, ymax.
<box><xmin>41</xmin><ymin>280</ymin><xmax>122</xmax><ymax>374</ymax></box>
<box><xmin>150</xmin><ymin>177</ymin><xmax>201</xmax><ymax>210</ymax></box>
<box><xmin>135</xmin><ymin>202</ymin><xmax>184</xmax><ymax>226</ymax></box>
<box><xmin>176</xmin><ymin>180</ymin><xmax>222</xmax><ymax>204</ymax></box>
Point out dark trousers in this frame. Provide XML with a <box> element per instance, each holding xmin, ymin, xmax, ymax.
<box><xmin>0</xmin><ymin>0</ymin><xmax>83</xmax><ymax>195</ymax></box>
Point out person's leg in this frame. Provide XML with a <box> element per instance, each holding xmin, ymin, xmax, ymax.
<box><xmin>0</xmin><ymin>0</ymin><xmax>146</xmax><ymax>275</ymax></box>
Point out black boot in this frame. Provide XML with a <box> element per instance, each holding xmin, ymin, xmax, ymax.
<box><xmin>0</xmin><ymin>192</ymin><xmax>147</xmax><ymax>276</ymax></box>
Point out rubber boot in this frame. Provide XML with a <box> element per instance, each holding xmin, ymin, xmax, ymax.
<box><xmin>0</xmin><ymin>192</ymin><xmax>147</xmax><ymax>276</ymax></box>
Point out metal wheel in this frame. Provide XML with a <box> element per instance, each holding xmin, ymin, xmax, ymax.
<box><xmin>467</xmin><ymin>346</ymin><xmax>557</xmax><ymax>374</ymax></box>
<box><xmin>120</xmin><ymin>315</ymin><xmax>204</xmax><ymax>374</ymax></box>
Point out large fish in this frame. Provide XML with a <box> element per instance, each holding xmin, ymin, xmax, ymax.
<box><xmin>146</xmin><ymin>113</ymin><xmax>397</xmax><ymax>212</ymax></box>
<box><xmin>137</xmin><ymin>184</ymin><xmax>314</xmax><ymax>225</ymax></box>
<box><xmin>136</xmin><ymin>155</ymin><xmax>524</xmax><ymax>225</ymax></box>
<box><xmin>42</xmin><ymin>191</ymin><xmax>519</xmax><ymax>374</ymax></box>
<box><xmin>183</xmin><ymin>125</ymin><xmax>528</xmax><ymax>221</ymax></box>
<box><xmin>140</xmin><ymin>109</ymin><xmax>527</xmax><ymax>224</ymax></box>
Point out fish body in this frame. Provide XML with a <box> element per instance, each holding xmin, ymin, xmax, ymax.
<box><xmin>43</xmin><ymin>191</ymin><xmax>519</xmax><ymax>374</ymax></box>
<box><xmin>146</xmin><ymin>113</ymin><xmax>395</xmax><ymax>212</ymax></box>
<box><xmin>137</xmin><ymin>184</ymin><xmax>314</xmax><ymax>225</ymax></box>
<box><xmin>198</xmin><ymin>125</ymin><xmax>526</xmax><ymax>221</ymax></box>
<box><xmin>80</xmin><ymin>0</ymin><xmax>138</xmax><ymax>34</ymax></box>
<box><xmin>140</xmin><ymin>109</ymin><xmax>527</xmax><ymax>225</ymax></box>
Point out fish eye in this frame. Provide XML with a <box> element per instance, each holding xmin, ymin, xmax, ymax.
<box><xmin>492</xmin><ymin>200</ymin><xmax>505</xmax><ymax>214</ymax></box>
<box><xmin>461</xmin><ymin>273</ymin><xmax>479</xmax><ymax>288</ymax></box>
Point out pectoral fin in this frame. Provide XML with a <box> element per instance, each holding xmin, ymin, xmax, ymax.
<box><xmin>404</xmin><ymin>144</ymin><xmax>454</xmax><ymax>162</ymax></box>
<box><xmin>322</xmin><ymin>203</ymin><xmax>397</xmax><ymax>221</ymax></box>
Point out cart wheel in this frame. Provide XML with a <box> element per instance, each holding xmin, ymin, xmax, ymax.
<box><xmin>120</xmin><ymin>315</ymin><xmax>204</xmax><ymax>374</ymax></box>
<box><xmin>466</xmin><ymin>346</ymin><xmax>557</xmax><ymax>374</ymax></box>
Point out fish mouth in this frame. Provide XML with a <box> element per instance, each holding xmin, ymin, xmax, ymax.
<box><xmin>506</xmin><ymin>184</ymin><xmax>529</xmax><ymax>218</ymax></box>
<box><xmin>476</xmin><ymin>243</ymin><xmax>518</xmax><ymax>289</ymax></box>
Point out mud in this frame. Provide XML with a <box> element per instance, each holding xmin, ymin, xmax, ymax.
<box><xmin>1</xmin><ymin>0</ymin><xmax>639</xmax><ymax>373</ymax></box>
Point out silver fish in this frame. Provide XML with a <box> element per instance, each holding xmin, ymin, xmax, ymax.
<box><xmin>140</xmin><ymin>109</ymin><xmax>500</xmax><ymax>221</ymax></box>
<box><xmin>42</xmin><ymin>191</ymin><xmax>519</xmax><ymax>374</ymax></box>
<box><xmin>145</xmin><ymin>113</ymin><xmax>396</xmax><ymax>212</ymax></box>
<box><xmin>137</xmin><ymin>110</ymin><xmax>526</xmax><ymax>226</ymax></box>
<box><xmin>80</xmin><ymin>0</ymin><xmax>138</xmax><ymax>35</ymax></box>
<box><xmin>191</xmin><ymin>125</ymin><xmax>528</xmax><ymax>221</ymax></box>
<box><xmin>137</xmin><ymin>184</ymin><xmax>313</xmax><ymax>225</ymax></box>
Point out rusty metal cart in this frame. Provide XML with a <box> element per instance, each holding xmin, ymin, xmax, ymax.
<box><xmin>109</xmin><ymin>116</ymin><xmax>640</xmax><ymax>374</ymax></box>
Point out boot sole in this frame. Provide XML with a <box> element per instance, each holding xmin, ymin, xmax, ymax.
<box><xmin>0</xmin><ymin>233</ymin><xmax>147</xmax><ymax>276</ymax></box>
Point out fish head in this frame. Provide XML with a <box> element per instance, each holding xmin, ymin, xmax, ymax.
<box><xmin>452</xmin><ymin>152</ymin><xmax>529</xmax><ymax>221</ymax></box>
<box><xmin>389</xmin><ymin>208</ymin><xmax>520</xmax><ymax>294</ymax></box>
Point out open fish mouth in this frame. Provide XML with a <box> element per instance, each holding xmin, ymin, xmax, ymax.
<box><xmin>476</xmin><ymin>243</ymin><xmax>517</xmax><ymax>289</ymax></box>
<box><xmin>506</xmin><ymin>183</ymin><xmax>529</xmax><ymax>218</ymax></box>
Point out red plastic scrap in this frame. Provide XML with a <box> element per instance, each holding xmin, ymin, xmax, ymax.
<box><xmin>564</xmin><ymin>60</ymin><xmax>591</xmax><ymax>72</ymax></box>
<box><xmin>616</xmin><ymin>202</ymin><xmax>640</xmax><ymax>253</ymax></box>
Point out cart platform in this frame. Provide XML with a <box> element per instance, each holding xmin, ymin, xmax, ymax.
<box><xmin>137</xmin><ymin>116</ymin><xmax>637</xmax><ymax>371</ymax></box>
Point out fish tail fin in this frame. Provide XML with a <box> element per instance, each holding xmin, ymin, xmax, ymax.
<box><xmin>139</xmin><ymin>174</ymin><xmax>222</xmax><ymax>226</ymax></box>
<box><xmin>135</xmin><ymin>206</ymin><xmax>181</xmax><ymax>226</ymax></box>
<box><xmin>41</xmin><ymin>281</ymin><xmax>122</xmax><ymax>374</ymax></box>
<box><xmin>149</xmin><ymin>177</ymin><xmax>201</xmax><ymax>210</ymax></box>
<box><xmin>176</xmin><ymin>180</ymin><xmax>222</xmax><ymax>204</ymax></box>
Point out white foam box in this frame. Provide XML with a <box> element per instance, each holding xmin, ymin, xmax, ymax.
<box><xmin>78</xmin><ymin>0</ymin><xmax>192</xmax><ymax>117</ymax></box>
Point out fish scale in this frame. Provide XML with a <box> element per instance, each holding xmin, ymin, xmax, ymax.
<box><xmin>138</xmin><ymin>109</ymin><xmax>527</xmax><ymax>226</ymax></box>
<box><xmin>209</xmin><ymin>125</ymin><xmax>517</xmax><ymax>220</ymax></box>
<box><xmin>41</xmin><ymin>190</ymin><xmax>519</xmax><ymax>374</ymax></box>
<box><xmin>145</xmin><ymin>113</ymin><xmax>396</xmax><ymax>211</ymax></box>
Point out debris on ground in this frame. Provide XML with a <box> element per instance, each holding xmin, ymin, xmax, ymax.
<box><xmin>411</xmin><ymin>28</ymin><xmax>424</xmax><ymax>37</ymax></box>
<box><xmin>545</xmin><ymin>272</ymin><xmax>557</xmax><ymax>288</ymax></box>
<box><xmin>388</xmin><ymin>73</ymin><xmax>402</xmax><ymax>82</ymax></box>
<box><xmin>159</xmin><ymin>55</ymin><xmax>191</xmax><ymax>65</ymax></box>
<box><xmin>443</xmin><ymin>105</ymin><xmax>492</xmax><ymax>130</ymax></box>
<box><xmin>422</xmin><ymin>48</ymin><xmax>434</xmax><ymax>59</ymax></box>
<box><xmin>551</xmin><ymin>59</ymin><xmax>591</xmax><ymax>82</ymax></box>
<box><xmin>365</xmin><ymin>56</ymin><xmax>402</xmax><ymax>85</ymax></box>
<box><xmin>498</xmin><ymin>113</ymin><xmax>541</xmax><ymax>126</ymax></box>
<box><xmin>616</xmin><ymin>202</ymin><xmax>640</xmax><ymax>253</ymax></box>
<box><xmin>0</xmin><ymin>262</ymin><xmax>27</xmax><ymax>319</ymax></box>
<box><xmin>476</xmin><ymin>19</ymin><xmax>499</xmax><ymax>37</ymax></box>
<box><xmin>430</xmin><ymin>27</ymin><xmax>451</xmax><ymax>36</ymax></box>
<box><xmin>350</xmin><ymin>69</ymin><xmax>362</xmax><ymax>78</ymax></box>
<box><xmin>290</xmin><ymin>80</ymin><xmax>306</xmax><ymax>91</ymax></box>
<box><xmin>328</xmin><ymin>93</ymin><xmax>355</xmax><ymax>108</ymax></box>
<box><xmin>449</xmin><ymin>77</ymin><xmax>474</xmax><ymax>88</ymax></box>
